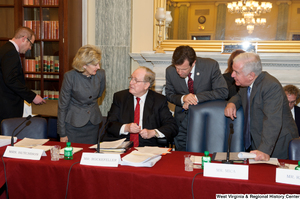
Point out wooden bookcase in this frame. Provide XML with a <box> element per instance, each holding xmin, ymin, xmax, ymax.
<box><xmin>0</xmin><ymin>0</ymin><xmax>82</xmax><ymax>99</ymax></box>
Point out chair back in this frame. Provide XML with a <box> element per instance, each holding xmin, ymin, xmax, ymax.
<box><xmin>289</xmin><ymin>138</ymin><xmax>300</xmax><ymax>160</ymax></box>
<box><xmin>186</xmin><ymin>100</ymin><xmax>244</xmax><ymax>153</ymax></box>
<box><xmin>1</xmin><ymin>117</ymin><xmax>47</xmax><ymax>139</ymax></box>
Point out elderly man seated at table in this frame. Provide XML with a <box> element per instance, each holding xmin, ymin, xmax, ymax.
<box><xmin>105</xmin><ymin>66</ymin><xmax>178</xmax><ymax>147</ymax></box>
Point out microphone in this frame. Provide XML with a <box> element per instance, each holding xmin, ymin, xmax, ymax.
<box><xmin>11</xmin><ymin>115</ymin><xmax>32</xmax><ymax>146</ymax></box>
<box><xmin>222</xmin><ymin>123</ymin><xmax>234</xmax><ymax>164</ymax></box>
<box><xmin>96</xmin><ymin>120</ymin><xmax>109</xmax><ymax>153</ymax></box>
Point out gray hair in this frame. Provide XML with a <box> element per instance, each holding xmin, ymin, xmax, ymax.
<box><xmin>233</xmin><ymin>53</ymin><xmax>262</xmax><ymax>76</ymax></box>
<box><xmin>138</xmin><ymin>66</ymin><xmax>155</xmax><ymax>89</ymax></box>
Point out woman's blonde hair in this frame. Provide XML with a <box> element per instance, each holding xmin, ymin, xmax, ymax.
<box><xmin>72</xmin><ymin>45</ymin><xmax>102</xmax><ymax>72</ymax></box>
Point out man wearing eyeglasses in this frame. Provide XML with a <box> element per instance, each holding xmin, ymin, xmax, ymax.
<box><xmin>0</xmin><ymin>26</ymin><xmax>45</xmax><ymax>124</ymax></box>
<box><xmin>106</xmin><ymin>66</ymin><xmax>178</xmax><ymax>147</ymax></box>
<box><xmin>283</xmin><ymin>84</ymin><xmax>300</xmax><ymax>136</ymax></box>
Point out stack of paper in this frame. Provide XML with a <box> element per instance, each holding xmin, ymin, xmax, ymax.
<box><xmin>59</xmin><ymin>147</ymin><xmax>83</xmax><ymax>155</ymax></box>
<box><xmin>0</xmin><ymin>135</ymin><xmax>17</xmax><ymax>147</ymax></box>
<box><xmin>120</xmin><ymin>151</ymin><xmax>162</xmax><ymax>167</ymax></box>
<box><xmin>89</xmin><ymin>138</ymin><xmax>132</xmax><ymax>153</ymax></box>
<box><xmin>14</xmin><ymin>138</ymin><xmax>49</xmax><ymax>147</ymax></box>
<box><xmin>135</xmin><ymin>146</ymin><xmax>171</xmax><ymax>155</ymax></box>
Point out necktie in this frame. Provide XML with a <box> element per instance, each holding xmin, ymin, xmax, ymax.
<box><xmin>244</xmin><ymin>86</ymin><xmax>251</xmax><ymax>150</ymax></box>
<box><xmin>131</xmin><ymin>97</ymin><xmax>140</xmax><ymax>147</ymax></box>
<box><xmin>188</xmin><ymin>73</ymin><xmax>194</xmax><ymax>94</ymax></box>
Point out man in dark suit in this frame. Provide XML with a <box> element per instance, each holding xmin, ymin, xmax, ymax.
<box><xmin>106</xmin><ymin>66</ymin><xmax>178</xmax><ymax>147</ymax></box>
<box><xmin>165</xmin><ymin>45</ymin><xmax>228</xmax><ymax>151</ymax></box>
<box><xmin>283</xmin><ymin>84</ymin><xmax>300</xmax><ymax>136</ymax></box>
<box><xmin>0</xmin><ymin>26</ymin><xmax>45</xmax><ymax>124</ymax></box>
<box><xmin>225</xmin><ymin>53</ymin><xmax>299</xmax><ymax>160</ymax></box>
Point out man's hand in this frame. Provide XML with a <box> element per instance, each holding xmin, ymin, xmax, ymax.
<box><xmin>60</xmin><ymin>136</ymin><xmax>68</xmax><ymax>142</ymax></box>
<box><xmin>182</xmin><ymin>102</ymin><xmax>189</xmax><ymax>110</ymax></box>
<box><xmin>183</xmin><ymin>93</ymin><xmax>197</xmax><ymax>105</ymax></box>
<box><xmin>224</xmin><ymin>102</ymin><xmax>237</xmax><ymax>120</ymax></box>
<box><xmin>125</xmin><ymin>123</ymin><xmax>141</xmax><ymax>134</ymax></box>
<box><xmin>33</xmin><ymin>95</ymin><xmax>46</xmax><ymax>105</ymax></box>
<box><xmin>139</xmin><ymin>129</ymin><xmax>156</xmax><ymax>139</ymax></box>
<box><xmin>250</xmin><ymin>150</ymin><xmax>270</xmax><ymax>161</ymax></box>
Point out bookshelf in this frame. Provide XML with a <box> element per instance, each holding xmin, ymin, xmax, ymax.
<box><xmin>0</xmin><ymin>0</ymin><xmax>82</xmax><ymax>100</ymax></box>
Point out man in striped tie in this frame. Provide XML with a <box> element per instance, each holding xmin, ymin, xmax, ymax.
<box><xmin>225</xmin><ymin>53</ymin><xmax>299</xmax><ymax>161</ymax></box>
<box><xmin>106</xmin><ymin>66</ymin><xmax>178</xmax><ymax>147</ymax></box>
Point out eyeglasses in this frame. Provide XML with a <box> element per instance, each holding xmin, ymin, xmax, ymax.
<box><xmin>26</xmin><ymin>38</ymin><xmax>34</xmax><ymax>47</ymax></box>
<box><xmin>128</xmin><ymin>77</ymin><xmax>147</xmax><ymax>84</ymax></box>
<box><xmin>288</xmin><ymin>100</ymin><xmax>296</xmax><ymax>105</ymax></box>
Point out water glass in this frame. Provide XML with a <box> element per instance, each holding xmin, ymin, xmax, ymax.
<box><xmin>50</xmin><ymin>145</ymin><xmax>61</xmax><ymax>161</ymax></box>
<box><xmin>184</xmin><ymin>154</ymin><xmax>193</xmax><ymax>172</ymax></box>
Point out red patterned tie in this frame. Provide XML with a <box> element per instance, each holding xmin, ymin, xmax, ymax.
<box><xmin>131</xmin><ymin>97</ymin><xmax>140</xmax><ymax>147</ymax></box>
<box><xmin>188</xmin><ymin>73</ymin><xmax>194</xmax><ymax>94</ymax></box>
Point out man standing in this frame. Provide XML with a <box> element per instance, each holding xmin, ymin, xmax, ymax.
<box><xmin>225</xmin><ymin>53</ymin><xmax>298</xmax><ymax>161</ymax></box>
<box><xmin>165</xmin><ymin>45</ymin><xmax>228</xmax><ymax>151</ymax></box>
<box><xmin>283</xmin><ymin>84</ymin><xmax>300</xmax><ymax>136</ymax></box>
<box><xmin>106</xmin><ymin>66</ymin><xmax>178</xmax><ymax>147</ymax></box>
<box><xmin>0</xmin><ymin>26</ymin><xmax>45</xmax><ymax>124</ymax></box>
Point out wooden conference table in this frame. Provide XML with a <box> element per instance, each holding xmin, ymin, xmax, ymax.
<box><xmin>0</xmin><ymin>141</ymin><xmax>300</xmax><ymax>199</ymax></box>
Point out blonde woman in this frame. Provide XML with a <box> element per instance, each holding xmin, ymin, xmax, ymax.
<box><xmin>58</xmin><ymin>45</ymin><xmax>105</xmax><ymax>144</ymax></box>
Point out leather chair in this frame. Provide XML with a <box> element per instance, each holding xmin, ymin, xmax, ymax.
<box><xmin>1</xmin><ymin>117</ymin><xmax>47</xmax><ymax>139</ymax></box>
<box><xmin>288</xmin><ymin>138</ymin><xmax>300</xmax><ymax>160</ymax></box>
<box><xmin>186</xmin><ymin>100</ymin><xmax>244</xmax><ymax>153</ymax></box>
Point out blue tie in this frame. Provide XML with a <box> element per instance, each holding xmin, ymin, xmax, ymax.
<box><xmin>244</xmin><ymin>86</ymin><xmax>251</xmax><ymax>150</ymax></box>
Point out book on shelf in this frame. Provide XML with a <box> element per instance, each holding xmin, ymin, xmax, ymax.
<box><xmin>24</xmin><ymin>20</ymin><xmax>41</xmax><ymax>40</ymax></box>
<box><xmin>43</xmin><ymin>21</ymin><xmax>59</xmax><ymax>40</ymax></box>
<box><xmin>24</xmin><ymin>0</ymin><xmax>40</xmax><ymax>5</ymax></box>
<box><xmin>42</xmin><ymin>0</ymin><xmax>59</xmax><ymax>5</ymax></box>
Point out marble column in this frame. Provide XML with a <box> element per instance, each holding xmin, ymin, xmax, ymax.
<box><xmin>95</xmin><ymin>0</ymin><xmax>131</xmax><ymax>116</ymax></box>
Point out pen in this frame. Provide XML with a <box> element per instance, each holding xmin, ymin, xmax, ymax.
<box><xmin>43</xmin><ymin>97</ymin><xmax>48</xmax><ymax>100</ymax></box>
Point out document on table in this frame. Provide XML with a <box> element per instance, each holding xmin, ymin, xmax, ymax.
<box><xmin>121</xmin><ymin>151</ymin><xmax>162</xmax><ymax>167</ymax></box>
<box><xmin>89</xmin><ymin>138</ymin><xmax>126</xmax><ymax>149</ymax></box>
<box><xmin>0</xmin><ymin>135</ymin><xmax>17</xmax><ymax>147</ymax></box>
<box><xmin>135</xmin><ymin>146</ymin><xmax>171</xmax><ymax>155</ymax></box>
<box><xmin>213</xmin><ymin>152</ymin><xmax>242</xmax><ymax>161</ymax></box>
<box><xmin>249</xmin><ymin>158</ymin><xmax>279</xmax><ymax>166</ymax></box>
<box><xmin>59</xmin><ymin>147</ymin><xmax>83</xmax><ymax>155</ymax></box>
<box><xmin>14</xmin><ymin>138</ymin><xmax>49</xmax><ymax>147</ymax></box>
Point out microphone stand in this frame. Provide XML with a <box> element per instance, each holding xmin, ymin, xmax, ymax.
<box><xmin>96</xmin><ymin>120</ymin><xmax>109</xmax><ymax>153</ymax></box>
<box><xmin>11</xmin><ymin>115</ymin><xmax>32</xmax><ymax>146</ymax></box>
<box><xmin>222</xmin><ymin>123</ymin><xmax>234</xmax><ymax>164</ymax></box>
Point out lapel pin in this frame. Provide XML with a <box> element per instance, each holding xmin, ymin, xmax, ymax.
<box><xmin>196</xmin><ymin>72</ymin><xmax>200</xmax><ymax>76</ymax></box>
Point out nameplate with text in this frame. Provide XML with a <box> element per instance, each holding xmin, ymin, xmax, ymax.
<box><xmin>80</xmin><ymin>153</ymin><xmax>120</xmax><ymax>167</ymax></box>
<box><xmin>276</xmin><ymin>168</ymin><xmax>300</xmax><ymax>186</ymax></box>
<box><xmin>3</xmin><ymin>146</ymin><xmax>46</xmax><ymax>160</ymax></box>
<box><xmin>203</xmin><ymin>162</ymin><xmax>249</xmax><ymax>180</ymax></box>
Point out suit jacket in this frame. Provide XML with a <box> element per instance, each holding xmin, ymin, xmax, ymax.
<box><xmin>294</xmin><ymin>105</ymin><xmax>300</xmax><ymax>136</ymax></box>
<box><xmin>57</xmin><ymin>69</ymin><xmax>106</xmax><ymax>137</ymax></box>
<box><xmin>106</xmin><ymin>89</ymin><xmax>178</xmax><ymax>146</ymax></box>
<box><xmin>0</xmin><ymin>41</ymin><xmax>36</xmax><ymax>122</ymax></box>
<box><xmin>165</xmin><ymin>57</ymin><xmax>228</xmax><ymax>124</ymax></box>
<box><xmin>229</xmin><ymin>72</ymin><xmax>299</xmax><ymax>159</ymax></box>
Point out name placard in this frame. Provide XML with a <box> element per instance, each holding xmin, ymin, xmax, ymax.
<box><xmin>80</xmin><ymin>152</ymin><xmax>120</xmax><ymax>167</ymax></box>
<box><xmin>3</xmin><ymin>146</ymin><xmax>45</xmax><ymax>160</ymax></box>
<box><xmin>203</xmin><ymin>162</ymin><xmax>249</xmax><ymax>180</ymax></box>
<box><xmin>276</xmin><ymin>168</ymin><xmax>300</xmax><ymax>186</ymax></box>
